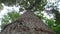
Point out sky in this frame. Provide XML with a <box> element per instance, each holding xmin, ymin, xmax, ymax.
<box><xmin>0</xmin><ymin>0</ymin><xmax>60</xmax><ymax>31</ymax></box>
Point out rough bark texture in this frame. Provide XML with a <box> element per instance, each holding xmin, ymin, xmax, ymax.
<box><xmin>1</xmin><ymin>10</ymin><xmax>56</xmax><ymax>34</ymax></box>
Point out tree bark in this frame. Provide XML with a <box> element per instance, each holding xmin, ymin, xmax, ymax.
<box><xmin>1</xmin><ymin>10</ymin><xmax>56</xmax><ymax>34</ymax></box>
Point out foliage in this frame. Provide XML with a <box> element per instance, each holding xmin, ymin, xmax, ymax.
<box><xmin>0</xmin><ymin>0</ymin><xmax>16</xmax><ymax>6</ymax></box>
<box><xmin>46</xmin><ymin>19</ymin><xmax>60</xmax><ymax>34</ymax></box>
<box><xmin>1</xmin><ymin>11</ymin><xmax>21</xmax><ymax>29</ymax></box>
<box><xmin>51</xmin><ymin>9</ymin><xmax>60</xmax><ymax>24</ymax></box>
<box><xmin>0</xmin><ymin>0</ymin><xmax>47</xmax><ymax>11</ymax></box>
<box><xmin>18</xmin><ymin>0</ymin><xmax>47</xmax><ymax>10</ymax></box>
<box><xmin>0</xmin><ymin>4</ymin><xmax>3</xmax><ymax>11</ymax></box>
<box><xmin>37</xmin><ymin>12</ymin><xmax>60</xmax><ymax>34</ymax></box>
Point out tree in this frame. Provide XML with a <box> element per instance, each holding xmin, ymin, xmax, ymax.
<box><xmin>1</xmin><ymin>10</ymin><xmax>55</xmax><ymax>34</ymax></box>
<box><xmin>0</xmin><ymin>0</ymin><xmax>47</xmax><ymax>28</ymax></box>
<box><xmin>0</xmin><ymin>0</ymin><xmax>47</xmax><ymax>25</ymax></box>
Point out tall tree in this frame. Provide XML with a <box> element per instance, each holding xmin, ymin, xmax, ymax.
<box><xmin>1</xmin><ymin>10</ymin><xmax>55</xmax><ymax>34</ymax></box>
<box><xmin>0</xmin><ymin>0</ymin><xmax>58</xmax><ymax>34</ymax></box>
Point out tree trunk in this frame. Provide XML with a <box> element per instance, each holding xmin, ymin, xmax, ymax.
<box><xmin>1</xmin><ymin>10</ymin><xmax>56</xmax><ymax>34</ymax></box>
